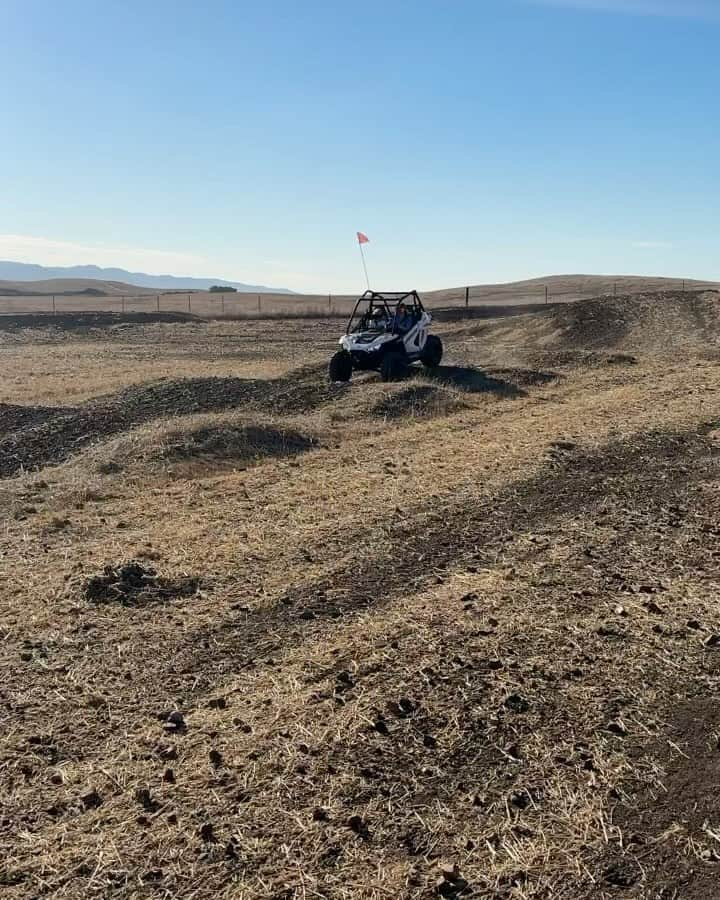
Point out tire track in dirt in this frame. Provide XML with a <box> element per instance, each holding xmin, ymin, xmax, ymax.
<box><xmin>7</xmin><ymin>424</ymin><xmax>715</xmax><ymax>755</ymax></box>
<box><xmin>173</xmin><ymin>423</ymin><xmax>720</xmax><ymax>898</ymax></box>
<box><xmin>181</xmin><ymin>425</ymin><xmax>718</xmax><ymax>678</ymax></box>
<box><xmin>4</xmin><ymin>424</ymin><xmax>719</xmax><ymax>897</ymax></box>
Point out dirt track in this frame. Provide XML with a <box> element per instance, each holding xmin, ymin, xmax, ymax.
<box><xmin>1</xmin><ymin>293</ymin><xmax>719</xmax><ymax>899</ymax></box>
<box><xmin>0</xmin><ymin>311</ymin><xmax>198</xmax><ymax>331</ymax></box>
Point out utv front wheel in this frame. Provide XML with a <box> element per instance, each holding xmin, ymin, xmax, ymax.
<box><xmin>420</xmin><ymin>335</ymin><xmax>443</xmax><ymax>368</ymax></box>
<box><xmin>329</xmin><ymin>351</ymin><xmax>353</xmax><ymax>382</ymax></box>
<box><xmin>380</xmin><ymin>351</ymin><xmax>407</xmax><ymax>382</ymax></box>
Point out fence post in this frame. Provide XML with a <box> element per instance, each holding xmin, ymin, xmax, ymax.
<box><xmin>121</xmin><ymin>295</ymin><xmax>125</xmax><ymax>314</ymax></box>
<box><xmin>52</xmin><ymin>294</ymin><xmax>56</xmax><ymax>316</ymax></box>
<box><xmin>257</xmin><ymin>294</ymin><xmax>261</xmax><ymax>315</ymax></box>
<box><xmin>328</xmin><ymin>293</ymin><xmax>332</xmax><ymax>313</ymax></box>
<box><xmin>682</xmin><ymin>279</ymin><xmax>686</xmax><ymax>294</ymax></box>
<box><xmin>545</xmin><ymin>285</ymin><xmax>548</xmax><ymax>305</ymax></box>
<box><xmin>156</xmin><ymin>294</ymin><xmax>160</xmax><ymax>312</ymax></box>
<box><xmin>188</xmin><ymin>294</ymin><xmax>192</xmax><ymax>314</ymax></box>
<box><xmin>464</xmin><ymin>286</ymin><xmax>469</xmax><ymax>308</ymax></box>
<box><xmin>221</xmin><ymin>294</ymin><xmax>225</xmax><ymax>315</ymax></box>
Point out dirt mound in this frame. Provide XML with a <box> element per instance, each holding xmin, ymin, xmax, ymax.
<box><xmin>98</xmin><ymin>420</ymin><xmax>318</xmax><ymax>476</ymax></box>
<box><xmin>547</xmin><ymin>290</ymin><xmax>720</xmax><ymax>353</ymax></box>
<box><xmin>84</xmin><ymin>561</ymin><xmax>204</xmax><ymax>605</ymax></box>
<box><xmin>0</xmin><ymin>403</ymin><xmax>73</xmax><ymax>435</ymax></box>
<box><xmin>0</xmin><ymin>366</ymin><xmax>343</xmax><ymax>478</ymax></box>
<box><xmin>161</xmin><ymin>422</ymin><xmax>316</xmax><ymax>462</ymax></box>
<box><xmin>449</xmin><ymin>290</ymin><xmax>720</xmax><ymax>366</ymax></box>
<box><xmin>0</xmin><ymin>311</ymin><xmax>198</xmax><ymax>331</ymax></box>
<box><xmin>371</xmin><ymin>383</ymin><xmax>468</xmax><ymax>419</ymax></box>
<box><xmin>104</xmin><ymin>364</ymin><xmax>343</xmax><ymax>418</ymax></box>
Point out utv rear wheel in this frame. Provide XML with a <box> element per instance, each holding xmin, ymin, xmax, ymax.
<box><xmin>329</xmin><ymin>351</ymin><xmax>352</xmax><ymax>382</ymax></box>
<box><xmin>421</xmin><ymin>334</ymin><xmax>443</xmax><ymax>368</ymax></box>
<box><xmin>380</xmin><ymin>351</ymin><xmax>407</xmax><ymax>382</ymax></box>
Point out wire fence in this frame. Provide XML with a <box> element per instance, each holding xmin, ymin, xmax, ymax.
<box><xmin>0</xmin><ymin>278</ymin><xmax>718</xmax><ymax>320</ymax></box>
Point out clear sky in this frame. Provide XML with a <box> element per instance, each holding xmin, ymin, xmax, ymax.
<box><xmin>1</xmin><ymin>0</ymin><xmax>718</xmax><ymax>292</ymax></box>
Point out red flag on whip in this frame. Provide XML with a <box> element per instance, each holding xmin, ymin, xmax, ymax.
<box><xmin>356</xmin><ymin>232</ymin><xmax>370</xmax><ymax>288</ymax></box>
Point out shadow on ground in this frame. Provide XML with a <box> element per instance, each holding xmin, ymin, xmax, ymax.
<box><xmin>421</xmin><ymin>365</ymin><xmax>525</xmax><ymax>397</ymax></box>
<box><xmin>420</xmin><ymin>365</ymin><xmax>558</xmax><ymax>396</ymax></box>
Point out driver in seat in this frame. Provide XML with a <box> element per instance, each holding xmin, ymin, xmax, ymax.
<box><xmin>393</xmin><ymin>302</ymin><xmax>414</xmax><ymax>335</ymax></box>
<box><xmin>370</xmin><ymin>307</ymin><xmax>389</xmax><ymax>330</ymax></box>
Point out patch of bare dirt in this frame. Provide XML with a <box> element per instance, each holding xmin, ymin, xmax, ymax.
<box><xmin>83</xmin><ymin>561</ymin><xmax>205</xmax><ymax>605</ymax></box>
<box><xmin>612</xmin><ymin>698</ymin><xmax>720</xmax><ymax>899</ymax></box>
<box><xmin>0</xmin><ymin>403</ymin><xmax>74</xmax><ymax>435</ymax></box>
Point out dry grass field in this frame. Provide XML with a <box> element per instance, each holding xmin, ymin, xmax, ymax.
<box><xmin>1</xmin><ymin>289</ymin><xmax>720</xmax><ymax>899</ymax></box>
<box><xmin>2</xmin><ymin>275</ymin><xmax>718</xmax><ymax>320</ymax></box>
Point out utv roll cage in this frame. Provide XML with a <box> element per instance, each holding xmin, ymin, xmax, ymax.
<box><xmin>345</xmin><ymin>290</ymin><xmax>425</xmax><ymax>336</ymax></box>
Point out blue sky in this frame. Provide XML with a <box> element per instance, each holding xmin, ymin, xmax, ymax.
<box><xmin>1</xmin><ymin>0</ymin><xmax>718</xmax><ymax>292</ymax></box>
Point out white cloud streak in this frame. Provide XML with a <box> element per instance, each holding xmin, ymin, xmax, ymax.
<box><xmin>0</xmin><ymin>233</ymin><xmax>320</xmax><ymax>289</ymax></box>
<box><xmin>0</xmin><ymin>233</ymin><xmax>207</xmax><ymax>276</ymax></box>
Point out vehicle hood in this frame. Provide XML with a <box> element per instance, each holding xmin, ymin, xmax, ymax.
<box><xmin>340</xmin><ymin>331</ymin><xmax>395</xmax><ymax>351</ymax></box>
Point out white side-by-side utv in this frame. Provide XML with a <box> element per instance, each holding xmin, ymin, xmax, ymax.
<box><xmin>329</xmin><ymin>290</ymin><xmax>443</xmax><ymax>382</ymax></box>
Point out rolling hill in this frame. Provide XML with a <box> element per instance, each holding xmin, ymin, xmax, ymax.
<box><xmin>0</xmin><ymin>278</ymin><xmax>156</xmax><ymax>297</ymax></box>
<box><xmin>0</xmin><ymin>260</ymin><xmax>292</xmax><ymax>293</ymax></box>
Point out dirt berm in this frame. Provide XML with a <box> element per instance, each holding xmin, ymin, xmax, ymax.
<box><xmin>549</xmin><ymin>289</ymin><xmax>720</xmax><ymax>352</ymax></box>
<box><xmin>453</xmin><ymin>290</ymin><xmax>720</xmax><ymax>364</ymax></box>
<box><xmin>0</xmin><ymin>365</ymin><xmax>343</xmax><ymax>478</ymax></box>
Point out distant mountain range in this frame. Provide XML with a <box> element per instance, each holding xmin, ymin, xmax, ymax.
<box><xmin>0</xmin><ymin>261</ymin><xmax>292</xmax><ymax>293</ymax></box>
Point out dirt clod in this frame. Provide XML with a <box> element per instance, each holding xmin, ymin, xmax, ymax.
<box><xmin>347</xmin><ymin>815</ymin><xmax>370</xmax><ymax>838</ymax></box>
<box><xmin>81</xmin><ymin>790</ymin><xmax>103</xmax><ymax>810</ymax></box>
<box><xmin>199</xmin><ymin>823</ymin><xmax>216</xmax><ymax>843</ymax></box>
<box><xmin>83</xmin><ymin>561</ymin><xmax>203</xmax><ymax>605</ymax></box>
<box><xmin>606</xmin><ymin>719</ymin><xmax>628</xmax><ymax>737</ymax></box>
<box><xmin>387</xmin><ymin>697</ymin><xmax>416</xmax><ymax>717</ymax></box>
<box><xmin>436</xmin><ymin>860</ymin><xmax>471</xmax><ymax>897</ymax></box>
<box><xmin>135</xmin><ymin>788</ymin><xmax>159</xmax><ymax>812</ymax></box>
<box><xmin>643</xmin><ymin>600</ymin><xmax>664</xmax><ymax>615</ymax></box>
<box><xmin>504</xmin><ymin>694</ymin><xmax>530</xmax><ymax>713</ymax></box>
<box><xmin>164</xmin><ymin>711</ymin><xmax>186</xmax><ymax>733</ymax></box>
<box><xmin>371</xmin><ymin>717</ymin><xmax>389</xmax><ymax>736</ymax></box>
